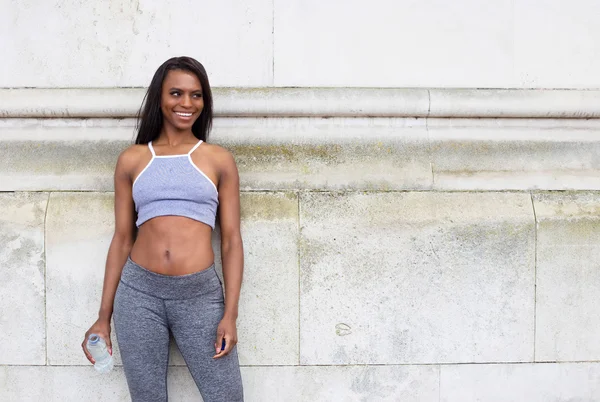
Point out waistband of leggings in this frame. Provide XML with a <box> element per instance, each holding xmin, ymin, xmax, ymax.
<box><xmin>119</xmin><ymin>256</ymin><xmax>221</xmax><ymax>300</ymax></box>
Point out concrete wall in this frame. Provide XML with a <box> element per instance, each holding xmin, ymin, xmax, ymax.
<box><xmin>2</xmin><ymin>89</ymin><xmax>600</xmax><ymax>400</ymax></box>
<box><xmin>2</xmin><ymin>0</ymin><xmax>600</xmax><ymax>88</ymax></box>
<box><xmin>2</xmin><ymin>0</ymin><xmax>600</xmax><ymax>400</ymax></box>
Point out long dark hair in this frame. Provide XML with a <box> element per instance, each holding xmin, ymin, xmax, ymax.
<box><xmin>135</xmin><ymin>57</ymin><xmax>213</xmax><ymax>144</ymax></box>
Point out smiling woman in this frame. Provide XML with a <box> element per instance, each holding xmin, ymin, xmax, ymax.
<box><xmin>81</xmin><ymin>57</ymin><xmax>244</xmax><ymax>402</ymax></box>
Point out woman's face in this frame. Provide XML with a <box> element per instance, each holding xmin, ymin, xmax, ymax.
<box><xmin>160</xmin><ymin>69</ymin><xmax>204</xmax><ymax>132</ymax></box>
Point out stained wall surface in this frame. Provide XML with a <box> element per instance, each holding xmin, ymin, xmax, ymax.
<box><xmin>2</xmin><ymin>1</ymin><xmax>600</xmax><ymax>401</ymax></box>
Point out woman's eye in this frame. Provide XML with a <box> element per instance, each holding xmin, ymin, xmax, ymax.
<box><xmin>170</xmin><ymin>91</ymin><xmax>180</xmax><ymax>96</ymax></box>
<box><xmin>193</xmin><ymin>93</ymin><xmax>203</xmax><ymax>98</ymax></box>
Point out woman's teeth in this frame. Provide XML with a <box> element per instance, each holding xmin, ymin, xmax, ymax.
<box><xmin>175</xmin><ymin>112</ymin><xmax>192</xmax><ymax>117</ymax></box>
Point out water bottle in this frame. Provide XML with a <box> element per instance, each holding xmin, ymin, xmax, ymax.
<box><xmin>86</xmin><ymin>334</ymin><xmax>114</xmax><ymax>373</ymax></box>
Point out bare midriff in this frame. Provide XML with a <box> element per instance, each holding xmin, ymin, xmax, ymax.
<box><xmin>129</xmin><ymin>216</ymin><xmax>215</xmax><ymax>276</ymax></box>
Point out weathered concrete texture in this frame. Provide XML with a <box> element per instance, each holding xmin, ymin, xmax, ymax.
<box><xmin>0</xmin><ymin>117</ymin><xmax>432</xmax><ymax>192</ymax></box>
<box><xmin>429</xmin><ymin>118</ymin><xmax>600</xmax><ymax>190</ymax></box>
<box><xmin>215</xmin><ymin>117</ymin><xmax>431</xmax><ymax>191</ymax></box>
<box><xmin>0</xmin><ymin>193</ymin><xmax>47</xmax><ymax>365</ymax></box>
<box><xmin>45</xmin><ymin>193</ymin><xmax>119</xmax><ymax>365</ymax></box>
<box><xmin>0</xmin><ymin>366</ymin><xmax>200</xmax><ymax>401</ymax></box>
<box><xmin>211</xmin><ymin>192</ymin><xmax>300</xmax><ymax>365</ymax></box>
<box><xmin>533</xmin><ymin>192</ymin><xmax>600</xmax><ymax>361</ymax></box>
<box><xmin>0</xmin><ymin>0</ymin><xmax>273</xmax><ymax>87</ymax></box>
<box><xmin>440</xmin><ymin>363</ymin><xmax>600</xmax><ymax>402</ymax></box>
<box><xmin>515</xmin><ymin>0</ymin><xmax>600</xmax><ymax>89</ymax></box>
<box><xmin>7</xmin><ymin>117</ymin><xmax>600</xmax><ymax>192</ymax></box>
<box><xmin>300</xmin><ymin>192</ymin><xmax>535</xmax><ymax>364</ymax></box>
<box><xmin>242</xmin><ymin>365</ymin><xmax>440</xmax><ymax>402</ymax></box>
<box><xmin>275</xmin><ymin>0</ymin><xmax>514</xmax><ymax>87</ymax></box>
<box><xmin>5</xmin><ymin>88</ymin><xmax>600</xmax><ymax>119</ymax></box>
<box><xmin>0</xmin><ymin>88</ymin><xmax>432</xmax><ymax>118</ymax></box>
<box><xmin>0</xmin><ymin>121</ymin><xmax>134</xmax><ymax>191</ymax></box>
<box><xmin>0</xmin><ymin>365</ymin><xmax>439</xmax><ymax>401</ymax></box>
<box><xmin>0</xmin><ymin>366</ymin><xmax>130</xmax><ymax>402</ymax></box>
<box><xmin>428</xmin><ymin>89</ymin><xmax>600</xmax><ymax>118</ymax></box>
<box><xmin>42</xmin><ymin>192</ymin><xmax>186</xmax><ymax>366</ymax></box>
<box><xmin>44</xmin><ymin>191</ymin><xmax>299</xmax><ymax>366</ymax></box>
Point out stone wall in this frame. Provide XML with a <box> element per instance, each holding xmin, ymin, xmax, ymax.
<box><xmin>3</xmin><ymin>0</ymin><xmax>600</xmax><ymax>88</ymax></box>
<box><xmin>1</xmin><ymin>88</ymin><xmax>600</xmax><ymax>401</ymax></box>
<box><xmin>3</xmin><ymin>0</ymin><xmax>600</xmax><ymax>399</ymax></box>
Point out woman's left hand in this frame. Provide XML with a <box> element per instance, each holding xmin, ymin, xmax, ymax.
<box><xmin>213</xmin><ymin>316</ymin><xmax>238</xmax><ymax>358</ymax></box>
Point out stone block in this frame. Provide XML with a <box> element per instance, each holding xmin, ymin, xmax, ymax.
<box><xmin>274</xmin><ymin>0</ymin><xmax>514</xmax><ymax>87</ymax></box>
<box><xmin>242</xmin><ymin>365</ymin><xmax>439</xmax><ymax>402</ymax></box>
<box><xmin>0</xmin><ymin>0</ymin><xmax>272</xmax><ymax>87</ymax></box>
<box><xmin>45</xmin><ymin>192</ymin><xmax>119</xmax><ymax>365</ymax></box>
<box><xmin>0</xmin><ymin>120</ymin><xmax>133</xmax><ymax>191</ymax></box>
<box><xmin>212</xmin><ymin>192</ymin><xmax>300</xmax><ymax>365</ymax></box>
<box><xmin>0</xmin><ymin>366</ymin><xmax>130</xmax><ymax>402</ymax></box>
<box><xmin>44</xmin><ymin>192</ymin><xmax>188</xmax><ymax>366</ymax></box>
<box><xmin>533</xmin><ymin>192</ymin><xmax>600</xmax><ymax>361</ymax></box>
<box><xmin>300</xmin><ymin>192</ymin><xmax>535</xmax><ymax>364</ymax></box>
<box><xmin>429</xmin><ymin>118</ymin><xmax>600</xmax><ymax>190</ymax></box>
<box><xmin>0</xmin><ymin>117</ymin><xmax>432</xmax><ymax>192</ymax></box>
<box><xmin>6</xmin><ymin>87</ymin><xmax>600</xmax><ymax>120</ymax></box>
<box><xmin>215</xmin><ymin>117</ymin><xmax>432</xmax><ymax>191</ymax></box>
<box><xmin>515</xmin><ymin>0</ymin><xmax>600</xmax><ymax>88</ymax></box>
<box><xmin>45</xmin><ymin>191</ymin><xmax>299</xmax><ymax>366</ymax></box>
<box><xmin>428</xmin><ymin>89</ymin><xmax>600</xmax><ymax>118</ymax></box>
<box><xmin>440</xmin><ymin>363</ymin><xmax>600</xmax><ymax>401</ymax></box>
<box><xmin>0</xmin><ymin>365</ymin><xmax>439</xmax><ymax>401</ymax></box>
<box><xmin>0</xmin><ymin>192</ymin><xmax>47</xmax><ymax>364</ymax></box>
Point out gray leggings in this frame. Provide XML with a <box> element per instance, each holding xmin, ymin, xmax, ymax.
<box><xmin>113</xmin><ymin>257</ymin><xmax>244</xmax><ymax>402</ymax></box>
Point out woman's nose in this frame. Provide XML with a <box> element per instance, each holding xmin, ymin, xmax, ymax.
<box><xmin>180</xmin><ymin>94</ymin><xmax>192</xmax><ymax>107</ymax></box>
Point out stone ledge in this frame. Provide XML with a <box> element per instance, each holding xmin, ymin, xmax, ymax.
<box><xmin>0</xmin><ymin>365</ymin><xmax>439</xmax><ymax>401</ymax></box>
<box><xmin>440</xmin><ymin>362</ymin><xmax>600</xmax><ymax>402</ymax></box>
<box><xmin>4</xmin><ymin>117</ymin><xmax>600</xmax><ymax>191</ymax></box>
<box><xmin>3</xmin><ymin>88</ymin><xmax>600</xmax><ymax>118</ymax></box>
<box><xmin>0</xmin><ymin>118</ymin><xmax>432</xmax><ymax>191</ymax></box>
<box><xmin>429</xmin><ymin>118</ymin><xmax>600</xmax><ymax>190</ymax></box>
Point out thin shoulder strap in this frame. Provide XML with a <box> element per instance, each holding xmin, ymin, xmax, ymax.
<box><xmin>188</xmin><ymin>139</ymin><xmax>203</xmax><ymax>155</ymax></box>
<box><xmin>148</xmin><ymin>141</ymin><xmax>156</xmax><ymax>157</ymax></box>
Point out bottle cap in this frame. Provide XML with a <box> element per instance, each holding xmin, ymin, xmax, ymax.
<box><xmin>88</xmin><ymin>334</ymin><xmax>100</xmax><ymax>345</ymax></box>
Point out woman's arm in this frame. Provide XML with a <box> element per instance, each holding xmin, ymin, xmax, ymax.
<box><xmin>213</xmin><ymin>150</ymin><xmax>244</xmax><ymax>358</ymax></box>
<box><xmin>98</xmin><ymin>151</ymin><xmax>137</xmax><ymax>320</ymax></box>
<box><xmin>82</xmin><ymin>149</ymin><xmax>136</xmax><ymax>362</ymax></box>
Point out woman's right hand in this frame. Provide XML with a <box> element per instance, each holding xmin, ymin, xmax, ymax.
<box><xmin>81</xmin><ymin>318</ymin><xmax>112</xmax><ymax>364</ymax></box>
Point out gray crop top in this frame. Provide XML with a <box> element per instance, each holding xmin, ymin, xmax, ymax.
<box><xmin>132</xmin><ymin>140</ymin><xmax>219</xmax><ymax>229</ymax></box>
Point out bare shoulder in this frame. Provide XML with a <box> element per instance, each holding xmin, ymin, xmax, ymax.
<box><xmin>202</xmin><ymin>143</ymin><xmax>237</xmax><ymax>169</ymax></box>
<box><xmin>116</xmin><ymin>144</ymin><xmax>148</xmax><ymax>174</ymax></box>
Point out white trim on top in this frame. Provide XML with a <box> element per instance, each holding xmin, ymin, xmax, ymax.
<box><xmin>187</xmin><ymin>139</ymin><xmax>203</xmax><ymax>155</ymax></box>
<box><xmin>148</xmin><ymin>139</ymin><xmax>203</xmax><ymax>158</ymax></box>
<box><xmin>187</xmin><ymin>154</ymin><xmax>219</xmax><ymax>197</ymax></box>
<box><xmin>132</xmin><ymin>156</ymin><xmax>155</xmax><ymax>189</ymax></box>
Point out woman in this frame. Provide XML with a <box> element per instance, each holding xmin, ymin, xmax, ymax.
<box><xmin>82</xmin><ymin>56</ymin><xmax>244</xmax><ymax>401</ymax></box>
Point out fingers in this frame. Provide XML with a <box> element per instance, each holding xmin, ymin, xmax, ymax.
<box><xmin>104</xmin><ymin>335</ymin><xmax>113</xmax><ymax>356</ymax></box>
<box><xmin>213</xmin><ymin>331</ymin><xmax>224</xmax><ymax>358</ymax></box>
<box><xmin>82</xmin><ymin>327</ymin><xmax>112</xmax><ymax>363</ymax></box>
<box><xmin>213</xmin><ymin>334</ymin><xmax>236</xmax><ymax>359</ymax></box>
<box><xmin>81</xmin><ymin>340</ymin><xmax>95</xmax><ymax>364</ymax></box>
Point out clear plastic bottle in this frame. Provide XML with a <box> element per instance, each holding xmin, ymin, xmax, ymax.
<box><xmin>86</xmin><ymin>334</ymin><xmax>114</xmax><ymax>373</ymax></box>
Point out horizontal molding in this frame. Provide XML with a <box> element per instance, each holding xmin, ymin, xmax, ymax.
<box><xmin>2</xmin><ymin>88</ymin><xmax>600</xmax><ymax>118</ymax></box>
<box><xmin>3</xmin><ymin>118</ymin><xmax>600</xmax><ymax>191</ymax></box>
